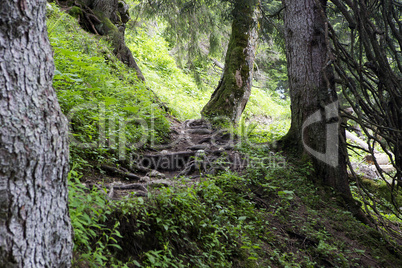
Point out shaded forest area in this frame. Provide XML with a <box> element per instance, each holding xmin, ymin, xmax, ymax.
<box><xmin>1</xmin><ymin>0</ymin><xmax>401</xmax><ymax>267</ymax></box>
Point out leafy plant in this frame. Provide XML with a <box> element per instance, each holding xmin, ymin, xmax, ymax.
<box><xmin>68</xmin><ymin>164</ymin><xmax>125</xmax><ymax>267</ymax></box>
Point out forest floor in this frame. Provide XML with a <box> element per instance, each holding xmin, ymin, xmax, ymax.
<box><xmin>81</xmin><ymin>118</ymin><xmax>254</xmax><ymax>200</ymax></box>
<box><xmin>77</xmin><ymin>118</ymin><xmax>402</xmax><ymax>267</ymax></box>
<box><xmin>81</xmin><ymin>117</ymin><xmax>388</xmax><ymax>202</ymax></box>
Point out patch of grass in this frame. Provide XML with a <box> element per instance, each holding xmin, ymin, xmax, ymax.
<box><xmin>126</xmin><ymin>24</ymin><xmax>291</xmax><ymax>126</ymax></box>
<box><xmin>245</xmin><ymin>87</ymin><xmax>290</xmax><ymax>120</ymax></box>
<box><xmin>127</xmin><ymin>28</ymin><xmax>212</xmax><ymax>120</ymax></box>
<box><xmin>47</xmin><ymin>4</ymin><xmax>170</xmax><ymax>166</ymax></box>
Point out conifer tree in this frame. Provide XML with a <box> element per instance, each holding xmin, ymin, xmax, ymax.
<box><xmin>280</xmin><ymin>0</ymin><xmax>353</xmax><ymax>199</ymax></box>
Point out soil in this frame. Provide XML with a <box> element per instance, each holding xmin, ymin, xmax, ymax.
<box><xmin>81</xmin><ymin>119</ymin><xmax>250</xmax><ymax>199</ymax></box>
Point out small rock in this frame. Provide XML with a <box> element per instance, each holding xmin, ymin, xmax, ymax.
<box><xmin>147</xmin><ymin>170</ymin><xmax>166</xmax><ymax>179</ymax></box>
<box><xmin>140</xmin><ymin>176</ymin><xmax>150</xmax><ymax>183</ymax></box>
<box><xmin>196</xmin><ymin>149</ymin><xmax>205</xmax><ymax>155</ymax></box>
<box><xmin>369</xmin><ymin>164</ymin><xmax>395</xmax><ymax>173</ymax></box>
<box><xmin>189</xmin><ymin>144</ymin><xmax>209</xmax><ymax>150</ymax></box>
<box><xmin>147</xmin><ymin>179</ymin><xmax>172</xmax><ymax>188</ymax></box>
<box><xmin>223</xmin><ymin>144</ymin><xmax>235</xmax><ymax>150</ymax></box>
<box><xmin>187</xmin><ymin>129</ymin><xmax>213</xmax><ymax>135</ymax></box>
<box><xmin>380</xmin><ymin>165</ymin><xmax>395</xmax><ymax>173</ymax></box>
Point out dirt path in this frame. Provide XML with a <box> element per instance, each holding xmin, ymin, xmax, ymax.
<box><xmin>82</xmin><ymin>119</ymin><xmax>247</xmax><ymax>199</ymax></box>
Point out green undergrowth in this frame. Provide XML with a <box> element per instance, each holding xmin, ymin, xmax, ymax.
<box><xmin>126</xmin><ymin>27</ymin><xmax>211</xmax><ymax>120</ymax></box>
<box><xmin>358</xmin><ymin>177</ymin><xmax>402</xmax><ymax>207</ymax></box>
<box><xmin>47</xmin><ymin>4</ymin><xmax>170</xmax><ymax>167</ymax></box>
<box><xmin>350</xmin><ymin>176</ymin><xmax>402</xmax><ymax>226</ymax></box>
<box><xmin>126</xmin><ymin>23</ymin><xmax>290</xmax><ymax>126</ymax></box>
<box><xmin>68</xmin><ymin>145</ymin><xmax>402</xmax><ymax>267</ymax></box>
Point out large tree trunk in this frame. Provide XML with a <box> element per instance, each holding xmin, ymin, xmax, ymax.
<box><xmin>0</xmin><ymin>0</ymin><xmax>73</xmax><ymax>266</ymax></box>
<box><xmin>281</xmin><ymin>0</ymin><xmax>353</xmax><ymax>198</ymax></box>
<box><xmin>201</xmin><ymin>0</ymin><xmax>260</xmax><ymax>125</ymax></box>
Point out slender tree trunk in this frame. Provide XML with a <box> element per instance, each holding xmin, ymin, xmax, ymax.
<box><xmin>70</xmin><ymin>0</ymin><xmax>145</xmax><ymax>80</ymax></box>
<box><xmin>201</xmin><ymin>0</ymin><xmax>260</xmax><ymax>125</ymax></box>
<box><xmin>281</xmin><ymin>0</ymin><xmax>353</xmax><ymax>197</ymax></box>
<box><xmin>0</xmin><ymin>0</ymin><xmax>73</xmax><ymax>266</ymax></box>
<box><xmin>93</xmin><ymin>0</ymin><xmax>145</xmax><ymax>80</ymax></box>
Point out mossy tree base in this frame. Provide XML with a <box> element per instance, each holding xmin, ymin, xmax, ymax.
<box><xmin>201</xmin><ymin>0</ymin><xmax>260</xmax><ymax>125</ymax></box>
<box><xmin>63</xmin><ymin>0</ymin><xmax>145</xmax><ymax>81</ymax></box>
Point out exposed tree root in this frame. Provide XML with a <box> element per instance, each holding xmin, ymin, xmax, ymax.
<box><xmin>100</xmin><ymin>164</ymin><xmax>141</xmax><ymax>180</ymax></box>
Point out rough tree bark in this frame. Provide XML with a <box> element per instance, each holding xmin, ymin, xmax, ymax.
<box><xmin>281</xmin><ymin>0</ymin><xmax>354</xmax><ymax>199</ymax></box>
<box><xmin>0</xmin><ymin>0</ymin><xmax>73</xmax><ymax>266</ymax></box>
<box><xmin>201</xmin><ymin>0</ymin><xmax>260</xmax><ymax>125</ymax></box>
